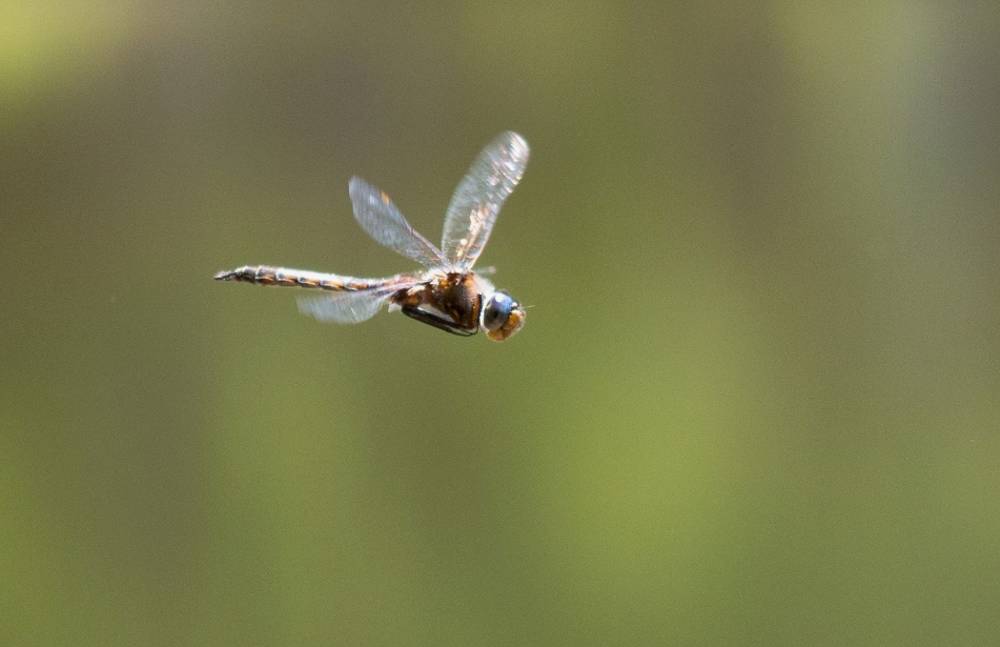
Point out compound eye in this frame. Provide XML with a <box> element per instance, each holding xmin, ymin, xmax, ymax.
<box><xmin>482</xmin><ymin>291</ymin><xmax>526</xmax><ymax>341</ymax></box>
<box><xmin>482</xmin><ymin>292</ymin><xmax>514</xmax><ymax>332</ymax></box>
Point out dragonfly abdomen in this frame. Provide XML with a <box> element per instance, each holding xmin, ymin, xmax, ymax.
<box><xmin>213</xmin><ymin>265</ymin><xmax>375</xmax><ymax>291</ymax></box>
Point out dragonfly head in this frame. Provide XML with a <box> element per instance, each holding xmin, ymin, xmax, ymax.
<box><xmin>481</xmin><ymin>290</ymin><xmax>526</xmax><ymax>342</ymax></box>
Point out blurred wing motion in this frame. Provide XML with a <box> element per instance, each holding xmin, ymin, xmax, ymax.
<box><xmin>440</xmin><ymin>131</ymin><xmax>530</xmax><ymax>270</ymax></box>
<box><xmin>349</xmin><ymin>177</ymin><xmax>446</xmax><ymax>268</ymax></box>
<box><xmin>297</xmin><ymin>287</ymin><xmax>400</xmax><ymax>324</ymax></box>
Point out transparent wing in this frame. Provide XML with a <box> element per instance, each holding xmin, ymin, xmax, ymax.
<box><xmin>297</xmin><ymin>288</ymin><xmax>397</xmax><ymax>324</ymax></box>
<box><xmin>349</xmin><ymin>177</ymin><xmax>446</xmax><ymax>268</ymax></box>
<box><xmin>440</xmin><ymin>132</ymin><xmax>530</xmax><ymax>270</ymax></box>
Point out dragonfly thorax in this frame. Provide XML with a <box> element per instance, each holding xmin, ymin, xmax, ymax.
<box><xmin>386</xmin><ymin>272</ymin><xmax>525</xmax><ymax>341</ymax></box>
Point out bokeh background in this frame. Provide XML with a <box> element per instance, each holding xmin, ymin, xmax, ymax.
<box><xmin>3</xmin><ymin>2</ymin><xmax>999</xmax><ymax>645</ymax></box>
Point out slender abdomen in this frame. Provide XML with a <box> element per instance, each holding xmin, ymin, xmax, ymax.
<box><xmin>213</xmin><ymin>265</ymin><xmax>377</xmax><ymax>291</ymax></box>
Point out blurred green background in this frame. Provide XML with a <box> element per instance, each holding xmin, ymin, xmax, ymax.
<box><xmin>3</xmin><ymin>2</ymin><xmax>999</xmax><ymax>645</ymax></box>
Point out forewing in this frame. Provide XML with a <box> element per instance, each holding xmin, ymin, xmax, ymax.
<box><xmin>297</xmin><ymin>289</ymin><xmax>397</xmax><ymax>324</ymax></box>
<box><xmin>349</xmin><ymin>177</ymin><xmax>446</xmax><ymax>268</ymax></box>
<box><xmin>440</xmin><ymin>132</ymin><xmax>529</xmax><ymax>270</ymax></box>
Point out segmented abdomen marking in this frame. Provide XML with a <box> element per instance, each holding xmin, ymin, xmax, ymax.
<box><xmin>213</xmin><ymin>266</ymin><xmax>377</xmax><ymax>291</ymax></box>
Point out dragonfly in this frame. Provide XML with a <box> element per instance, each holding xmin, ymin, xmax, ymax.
<box><xmin>214</xmin><ymin>131</ymin><xmax>529</xmax><ymax>341</ymax></box>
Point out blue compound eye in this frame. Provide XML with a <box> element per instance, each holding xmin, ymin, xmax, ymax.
<box><xmin>482</xmin><ymin>291</ymin><xmax>515</xmax><ymax>331</ymax></box>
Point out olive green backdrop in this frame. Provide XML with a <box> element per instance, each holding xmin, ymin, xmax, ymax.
<box><xmin>3</xmin><ymin>2</ymin><xmax>999</xmax><ymax>645</ymax></box>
